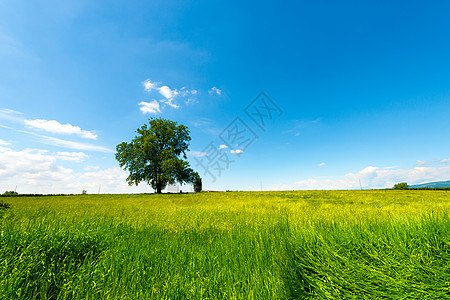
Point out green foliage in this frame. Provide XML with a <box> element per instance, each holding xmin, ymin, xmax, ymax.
<box><xmin>81</xmin><ymin>190</ymin><xmax>87</xmax><ymax>195</ymax></box>
<box><xmin>2</xmin><ymin>191</ymin><xmax>18</xmax><ymax>196</ymax></box>
<box><xmin>1</xmin><ymin>191</ymin><xmax>449</xmax><ymax>298</ymax></box>
<box><xmin>191</xmin><ymin>171</ymin><xmax>202</xmax><ymax>193</ymax></box>
<box><xmin>393</xmin><ymin>182</ymin><xmax>409</xmax><ymax>190</ymax></box>
<box><xmin>116</xmin><ymin>118</ymin><xmax>200</xmax><ymax>193</ymax></box>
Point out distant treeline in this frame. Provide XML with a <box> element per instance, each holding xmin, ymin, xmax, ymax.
<box><xmin>0</xmin><ymin>194</ymin><xmax>77</xmax><ymax>198</ymax></box>
<box><xmin>406</xmin><ymin>187</ymin><xmax>450</xmax><ymax>191</ymax></box>
<box><xmin>0</xmin><ymin>193</ymin><xmax>160</xmax><ymax>197</ymax></box>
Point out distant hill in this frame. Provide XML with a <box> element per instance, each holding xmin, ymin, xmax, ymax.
<box><xmin>410</xmin><ymin>180</ymin><xmax>450</xmax><ymax>188</ymax></box>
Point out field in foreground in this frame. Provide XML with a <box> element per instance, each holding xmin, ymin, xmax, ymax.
<box><xmin>0</xmin><ymin>190</ymin><xmax>449</xmax><ymax>299</ymax></box>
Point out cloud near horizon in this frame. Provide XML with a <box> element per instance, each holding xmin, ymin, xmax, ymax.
<box><xmin>0</xmin><ymin>147</ymin><xmax>154</xmax><ymax>194</ymax></box>
<box><xmin>271</xmin><ymin>164</ymin><xmax>450</xmax><ymax>190</ymax></box>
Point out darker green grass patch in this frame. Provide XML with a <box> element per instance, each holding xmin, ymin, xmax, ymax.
<box><xmin>1</xmin><ymin>232</ymin><xmax>103</xmax><ymax>299</ymax></box>
<box><xmin>0</xmin><ymin>201</ymin><xmax>11</xmax><ymax>211</ymax></box>
<box><xmin>0</xmin><ymin>220</ymin><xmax>132</xmax><ymax>300</ymax></box>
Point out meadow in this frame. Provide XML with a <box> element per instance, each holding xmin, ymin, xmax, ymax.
<box><xmin>0</xmin><ymin>190</ymin><xmax>449</xmax><ymax>299</ymax></box>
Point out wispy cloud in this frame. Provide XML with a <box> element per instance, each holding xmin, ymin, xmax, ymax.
<box><xmin>24</xmin><ymin>119</ymin><xmax>98</xmax><ymax>140</ymax></box>
<box><xmin>141</xmin><ymin>79</ymin><xmax>198</xmax><ymax>112</ymax></box>
<box><xmin>230</xmin><ymin>149</ymin><xmax>243</xmax><ymax>154</ymax></box>
<box><xmin>84</xmin><ymin>166</ymin><xmax>100</xmax><ymax>171</ymax></box>
<box><xmin>56</xmin><ymin>151</ymin><xmax>88</xmax><ymax>162</ymax></box>
<box><xmin>192</xmin><ymin>118</ymin><xmax>214</xmax><ymax>127</ymax></box>
<box><xmin>0</xmin><ymin>108</ymin><xmax>24</xmax><ymax>123</ymax></box>
<box><xmin>284</xmin><ymin>118</ymin><xmax>321</xmax><ymax>136</ymax></box>
<box><xmin>219</xmin><ymin>145</ymin><xmax>228</xmax><ymax>149</ymax></box>
<box><xmin>191</xmin><ymin>118</ymin><xmax>221</xmax><ymax>135</ymax></box>
<box><xmin>188</xmin><ymin>151</ymin><xmax>207</xmax><ymax>157</ymax></box>
<box><xmin>16</xmin><ymin>129</ymin><xmax>113</xmax><ymax>153</ymax></box>
<box><xmin>1</xmin><ymin>109</ymin><xmax>109</xmax><ymax>152</ymax></box>
<box><xmin>139</xmin><ymin>100</ymin><xmax>161</xmax><ymax>114</ymax></box>
<box><xmin>209</xmin><ymin>87</ymin><xmax>222</xmax><ymax>95</ymax></box>
<box><xmin>292</xmin><ymin>118</ymin><xmax>321</xmax><ymax>128</ymax></box>
<box><xmin>36</xmin><ymin>134</ymin><xmax>113</xmax><ymax>153</ymax></box>
<box><xmin>416</xmin><ymin>160</ymin><xmax>432</xmax><ymax>166</ymax></box>
<box><xmin>318</xmin><ymin>162</ymin><xmax>326</xmax><ymax>166</ymax></box>
<box><xmin>143</xmin><ymin>79</ymin><xmax>158</xmax><ymax>92</ymax></box>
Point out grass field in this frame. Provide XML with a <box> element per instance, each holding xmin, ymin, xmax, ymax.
<box><xmin>0</xmin><ymin>190</ymin><xmax>449</xmax><ymax>299</ymax></box>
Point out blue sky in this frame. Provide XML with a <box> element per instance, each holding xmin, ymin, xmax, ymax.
<box><xmin>1</xmin><ymin>0</ymin><xmax>449</xmax><ymax>193</ymax></box>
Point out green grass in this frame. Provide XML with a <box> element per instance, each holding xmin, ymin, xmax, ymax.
<box><xmin>0</xmin><ymin>190</ymin><xmax>449</xmax><ymax>299</ymax></box>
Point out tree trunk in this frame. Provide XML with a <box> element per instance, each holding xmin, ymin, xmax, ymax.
<box><xmin>156</xmin><ymin>185</ymin><xmax>162</xmax><ymax>194</ymax></box>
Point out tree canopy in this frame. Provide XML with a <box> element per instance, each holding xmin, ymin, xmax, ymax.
<box><xmin>393</xmin><ymin>182</ymin><xmax>408</xmax><ymax>190</ymax></box>
<box><xmin>115</xmin><ymin>118</ymin><xmax>201</xmax><ymax>193</ymax></box>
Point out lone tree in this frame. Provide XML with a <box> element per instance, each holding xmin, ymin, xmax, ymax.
<box><xmin>116</xmin><ymin>118</ymin><xmax>202</xmax><ymax>193</ymax></box>
<box><xmin>393</xmin><ymin>182</ymin><xmax>408</xmax><ymax>190</ymax></box>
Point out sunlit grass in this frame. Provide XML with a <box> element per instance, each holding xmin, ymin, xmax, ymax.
<box><xmin>1</xmin><ymin>190</ymin><xmax>449</xmax><ymax>299</ymax></box>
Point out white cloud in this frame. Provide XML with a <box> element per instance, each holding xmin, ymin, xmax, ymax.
<box><xmin>209</xmin><ymin>87</ymin><xmax>222</xmax><ymax>95</ymax></box>
<box><xmin>24</xmin><ymin>119</ymin><xmax>98</xmax><ymax>140</ymax></box>
<box><xmin>230</xmin><ymin>149</ymin><xmax>243</xmax><ymax>154</ymax></box>
<box><xmin>139</xmin><ymin>100</ymin><xmax>161</xmax><ymax>114</ymax></box>
<box><xmin>219</xmin><ymin>145</ymin><xmax>228</xmax><ymax>149</ymax></box>
<box><xmin>318</xmin><ymin>162</ymin><xmax>326</xmax><ymax>166</ymax></box>
<box><xmin>181</xmin><ymin>88</ymin><xmax>198</xmax><ymax>104</ymax></box>
<box><xmin>0</xmin><ymin>148</ymin><xmax>73</xmax><ymax>185</ymax></box>
<box><xmin>157</xmin><ymin>86</ymin><xmax>180</xmax><ymax>109</ymax></box>
<box><xmin>141</xmin><ymin>79</ymin><xmax>201</xmax><ymax>111</ymax></box>
<box><xmin>165</xmin><ymin>99</ymin><xmax>180</xmax><ymax>109</ymax></box>
<box><xmin>188</xmin><ymin>151</ymin><xmax>207</xmax><ymax>157</ymax></box>
<box><xmin>0</xmin><ymin>108</ymin><xmax>22</xmax><ymax>115</ymax></box>
<box><xmin>158</xmin><ymin>85</ymin><xmax>178</xmax><ymax>100</ymax></box>
<box><xmin>56</xmin><ymin>152</ymin><xmax>88</xmax><ymax>162</ymax></box>
<box><xmin>17</xmin><ymin>129</ymin><xmax>113</xmax><ymax>153</ymax></box>
<box><xmin>416</xmin><ymin>160</ymin><xmax>431</xmax><ymax>166</ymax></box>
<box><xmin>271</xmin><ymin>163</ymin><xmax>450</xmax><ymax>191</ymax></box>
<box><xmin>143</xmin><ymin>79</ymin><xmax>157</xmax><ymax>92</ymax></box>
<box><xmin>441</xmin><ymin>158</ymin><xmax>450</xmax><ymax>164</ymax></box>
<box><xmin>0</xmin><ymin>147</ymin><xmax>155</xmax><ymax>194</ymax></box>
<box><xmin>0</xmin><ymin>139</ymin><xmax>8</xmax><ymax>146</ymax></box>
<box><xmin>84</xmin><ymin>166</ymin><xmax>100</xmax><ymax>171</ymax></box>
<box><xmin>0</xmin><ymin>124</ymin><xmax>112</xmax><ymax>153</ymax></box>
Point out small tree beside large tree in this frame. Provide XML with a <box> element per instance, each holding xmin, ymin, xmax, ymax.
<box><xmin>116</xmin><ymin>118</ymin><xmax>202</xmax><ymax>193</ymax></box>
<box><xmin>393</xmin><ymin>182</ymin><xmax>408</xmax><ymax>190</ymax></box>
